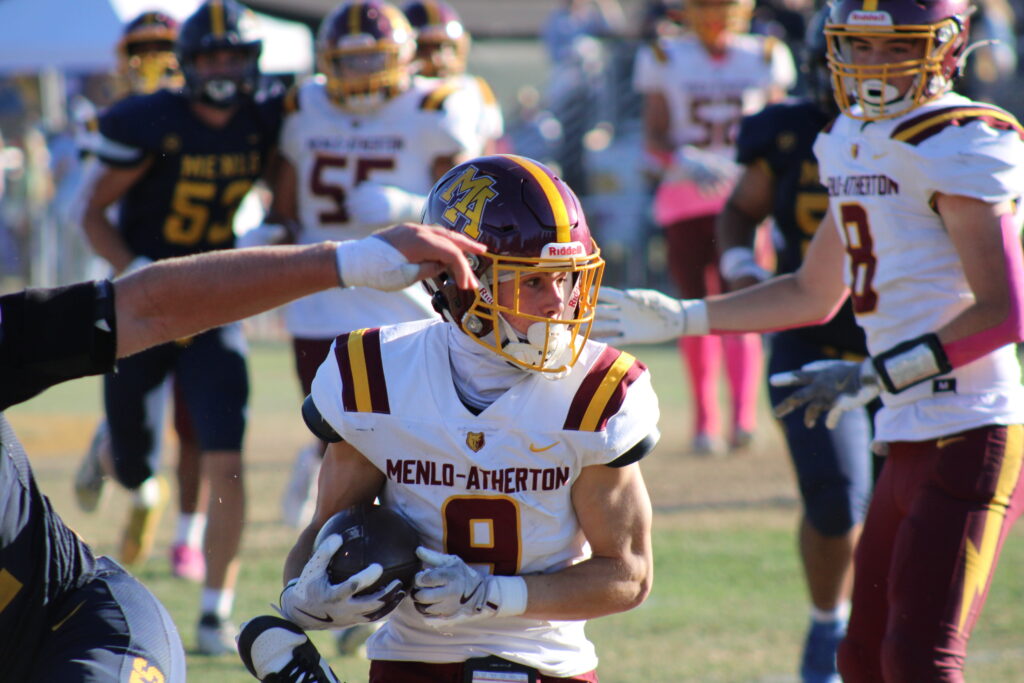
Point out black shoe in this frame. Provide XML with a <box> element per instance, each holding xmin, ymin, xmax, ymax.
<box><xmin>237</xmin><ymin>615</ymin><xmax>340</xmax><ymax>682</ymax></box>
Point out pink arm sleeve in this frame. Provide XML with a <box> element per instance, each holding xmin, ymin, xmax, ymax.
<box><xmin>943</xmin><ymin>214</ymin><xmax>1024</xmax><ymax>368</ymax></box>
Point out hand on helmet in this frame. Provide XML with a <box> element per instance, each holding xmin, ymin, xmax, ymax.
<box><xmin>592</xmin><ymin>287</ymin><xmax>708</xmax><ymax>345</ymax></box>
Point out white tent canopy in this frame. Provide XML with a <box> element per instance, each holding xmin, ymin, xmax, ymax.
<box><xmin>0</xmin><ymin>0</ymin><xmax>313</xmax><ymax>75</ymax></box>
<box><xmin>0</xmin><ymin>0</ymin><xmax>123</xmax><ymax>73</ymax></box>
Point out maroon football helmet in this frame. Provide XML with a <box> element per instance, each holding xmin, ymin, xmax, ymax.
<box><xmin>117</xmin><ymin>11</ymin><xmax>182</xmax><ymax>94</ymax></box>
<box><xmin>402</xmin><ymin>0</ymin><xmax>469</xmax><ymax>77</ymax></box>
<box><xmin>825</xmin><ymin>0</ymin><xmax>971</xmax><ymax>120</ymax></box>
<box><xmin>423</xmin><ymin>154</ymin><xmax>605</xmax><ymax>376</ymax></box>
<box><xmin>317</xmin><ymin>0</ymin><xmax>416</xmax><ymax>112</ymax></box>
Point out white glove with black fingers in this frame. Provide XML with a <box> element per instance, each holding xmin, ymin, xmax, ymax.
<box><xmin>334</xmin><ymin>236</ymin><xmax>422</xmax><ymax>291</ymax></box>
<box><xmin>592</xmin><ymin>287</ymin><xmax>709</xmax><ymax>345</ymax></box>
<box><xmin>770</xmin><ymin>358</ymin><xmax>880</xmax><ymax>430</ymax></box>
<box><xmin>236</xmin><ymin>223</ymin><xmax>289</xmax><ymax>249</ymax></box>
<box><xmin>346</xmin><ymin>182</ymin><xmax>427</xmax><ymax>226</ymax></box>
<box><xmin>277</xmin><ymin>534</ymin><xmax>405</xmax><ymax>631</ymax></box>
<box><xmin>412</xmin><ymin>547</ymin><xmax>528</xmax><ymax>624</ymax></box>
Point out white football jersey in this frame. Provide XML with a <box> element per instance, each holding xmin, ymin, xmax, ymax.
<box><xmin>427</xmin><ymin>74</ymin><xmax>504</xmax><ymax>156</ymax></box>
<box><xmin>633</xmin><ymin>33</ymin><xmax>795</xmax><ymax>157</ymax></box>
<box><xmin>814</xmin><ymin>92</ymin><xmax>1024</xmax><ymax>442</ymax></box>
<box><xmin>310</xmin><ymin>320</ymin><xmax>660</xmax><ymax>676</ymax></box>
<box><xmin>279</xmin><ymin>76</ymin><xmax>472</xmax><ymax>338</ymax></box>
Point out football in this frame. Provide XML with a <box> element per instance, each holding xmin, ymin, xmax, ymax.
<box><xmin>314</xmin><ymin>504</ymin><xmax>421</xmax><ymax>595</ymax></box>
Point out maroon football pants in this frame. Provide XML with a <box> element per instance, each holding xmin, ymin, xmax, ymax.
<box><xmin>838</xmin><ymin>424</ymin><xmax>1024</xmax><ymax>682</ymax></box>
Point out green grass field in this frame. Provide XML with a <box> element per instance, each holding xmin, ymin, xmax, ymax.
<box><xmin>8</xmin><ymin>339</ymin><xmax>1024</xmax><ymax>682</ymax></box>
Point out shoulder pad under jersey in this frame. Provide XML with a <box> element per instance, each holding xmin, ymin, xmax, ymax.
<box><xmin>420</xmin><ymin>79</ymin><xmax>463</xmax><ymax>112</ymax></box>
<box><xmin>302</xmin><ymin>395</ymin><xmax>343</xmax><ymax>443</ymax></box>
<box><xmin>890</xmin><ymin>104</ymin><xmax>1024</xmax><ymax>147</ymax></box>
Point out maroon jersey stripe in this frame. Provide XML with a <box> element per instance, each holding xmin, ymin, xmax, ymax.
<box><xmin>563</xmin><ymin>347</ymin><xmax>646</xmax><ymax>431</ymax></box>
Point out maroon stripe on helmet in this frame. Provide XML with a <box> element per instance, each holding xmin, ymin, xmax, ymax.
<box><xmin>892</xmin><ymin>106</ymin><xmax>1024</xmax><ymax>145</ymax></box>
<box><xmin>334</xmin><ymin>332</ymin><xmax>358</xmax><ymax>412</ymax></box>
<box><xmin>563</xmin><ymin>347</ymin><xmax>646</xmax><ymax>432</ymax></box>
<box><xmin>362</xmin><ymin>328</ymin><xmax>391</xmax><ymax>414</ymax></box>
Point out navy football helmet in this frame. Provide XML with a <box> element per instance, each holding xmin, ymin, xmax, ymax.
<box><xmin>177</xmin><ymin>0</ymin><xmax>262</xmax><ymax>108</ymax></box>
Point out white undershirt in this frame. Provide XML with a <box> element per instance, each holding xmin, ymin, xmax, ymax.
<box><xmin>446</xmin><ymin>325</ymin><xmax>528</xmax><ymax>411</ymax></box>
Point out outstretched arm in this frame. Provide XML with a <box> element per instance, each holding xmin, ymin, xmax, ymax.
<box><xmin>114</xmin><ymin>224</ymin><xmax>486</xmax><ymax>357</ymax></box>
<box><xmin>594</xmin><ymin>213</ymin><xmax>848</xmax><ymax>345</ymax></box>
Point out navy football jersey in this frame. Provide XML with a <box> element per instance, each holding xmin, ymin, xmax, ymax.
<box><xmin>95</xmin><ymin>89</ymin><xmax>283</xmax><ymax>260</ymax></box>
<box><xmin>735</xmin><ymin>100</ymin><xmax>866</xmax><ymax>354</ymax></box>
<box><xmin>0</xmin><ymin>415</ymin><xmax>98</xmax><ymax>680</ymax></box>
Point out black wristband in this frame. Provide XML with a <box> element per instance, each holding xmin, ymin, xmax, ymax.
<box><xmin>871</xmin><ymin>332</ymin><xmax>953</xmax><ymax>394</ymax></box>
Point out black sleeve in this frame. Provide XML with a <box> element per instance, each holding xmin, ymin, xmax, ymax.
<box><xmin>95</xmin><ymin>93</ymin><xmax>160</xmax><ymax>167</ymax></box>
<box><xmin>302</xmin><ymin>395</ymin><xmax>343</xmax><ymax>443</ymax></box>
<box><xmin>606</xmin><ymin>433</ymin><xmax>658</xmax><ymax>468</ymax></box>
<box><xmin>0</xmin><ymin>281</ymin><xmax>117</xmax><ymax>411</ymax></box>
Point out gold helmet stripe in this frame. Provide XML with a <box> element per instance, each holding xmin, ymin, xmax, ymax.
<box><xmin>425</xmin><ymin>0</ymin><xmax>441</xmax><ymax>26</ymax></box>
<box><xmin>349</xmin><ymin>1</ymin><xmax>363</xmax><ymax>35</ymax></box>
<box><xmin>504</xmin><ymin>154</ymin><xmax>572</xmax><ymax>243</ymax></box>
<box><xmin>861</xmin><ymin>0</ymin><xmax>878</xmax><ymax>11</ymax></box>
<box><xmin>210</xmin><ymin>0</ymin><xmax>226</xmax><ymax>37</ymax></box>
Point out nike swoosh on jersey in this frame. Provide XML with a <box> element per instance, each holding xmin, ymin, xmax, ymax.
<box><xmin>937</xmin><ymin>435</ymin><xmax>967</xmax><ymax>449</ymax></box>
<box><xmin>51</xmin><ymin>600</ymin><xmax>86</xmax><ymax>631</ymax></box>
<box><xmin>529</xmin><ymin>441</ymin><xmax>559</xmax><ymax>453</ymax></box>
<box><xmin>295</xmin><ymin>607</ymin><xmax>334</xmax><ymax>624</ymax></box>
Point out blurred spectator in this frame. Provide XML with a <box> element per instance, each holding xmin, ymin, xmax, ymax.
<box><xmin>542</xmin><ymin>0</ymin><xmax>626</xmax><ymax>64</ymax></box>
<box><xmin>959</xmin><ymin>0</ymin><xmax>1018</xmax><ymax>106</ymax></box>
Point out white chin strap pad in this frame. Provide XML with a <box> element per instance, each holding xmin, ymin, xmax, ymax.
<box><xmin>857</xmin><ymin>78</ymin><xmax>913</xmax><ymax>117</ymax></box>
<box><xmin>503</xmin><ymin>321</ymin><xmax>574</xmax><ymax>378</ymax></box>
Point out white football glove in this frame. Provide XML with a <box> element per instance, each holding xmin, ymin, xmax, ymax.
<box><xmin>412</xmin><ymin>547</ymin><xmax>527</xmax><ymax>624</ymax></box>
<box><xmin>236</xmin><ymin>223</ymin><xmax>289</xmax><ymax>249</ymax></box>
<box><xmin>345</xmin><ymin>182</ymin><xmax>427</xmax><ymax>226</ymax></box>
<box><xmin>335</xmin><ymin>236</ymin><xmax>422</xmax><ymax>291</ymax></box>
<box><xmin>670</xmin><ymin>145</ymin><xmax>740</xmax><ymax>196</ymax></box>
<box><xmin>592</xmin><ymin>287</ymin><xmax>709</xmax><ymax>345</ymax></box>
<box><xmin>770</xmin><ymin>358</ymin><xmax>880</xmax><ymax>429</ymax></box>
<box><xmin>277</xmin><ymin>534</ymin><xmax>405</xmax><ymax>631</ymax></box>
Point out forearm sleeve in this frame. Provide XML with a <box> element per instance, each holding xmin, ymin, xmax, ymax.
<box><xmin>0</xmin><ymin>280</ymin><xmax>117</xmax><ymax>410</ymax></box>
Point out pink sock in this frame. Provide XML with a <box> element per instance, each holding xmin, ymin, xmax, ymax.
<box><xmin>723</xmin><ymin>333</ymin><xmax>761</xmax><ymax>434</ymax></box>
<box><xmin>680</xmin><ymin>335</ymin><xmax>721</xmax><ymax>436</ymax></box>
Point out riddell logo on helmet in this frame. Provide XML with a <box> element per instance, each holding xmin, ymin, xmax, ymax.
<box><xmin>542</xmin><ymin>242</ymin><xmax>586</xmax><ymax>258</ymax></box>
<box><xmin>847</xmin><ymin>10</ymin><xmax>893</xmax><ymax>25</ymax></box>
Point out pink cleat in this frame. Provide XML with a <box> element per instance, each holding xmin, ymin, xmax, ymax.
<box><xmin>170</xmin><ymin>542</ymin><xmax>205</xmax><ymax>582</ymax></box>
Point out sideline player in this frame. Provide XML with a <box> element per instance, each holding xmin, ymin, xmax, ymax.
<box><xmin>1</xmin><ymin>218</ymin><xmax>481</xmax><ymax>680</ymax></box>
<box><xmin>633</xmin><ymin>0</ymin><xmax>795</xmax><ymax>454</ymax></box>
<box><xmin>402</xmin><ymin>0</ymin><xmax>505</xmax><ymax>154</ymax></box>
<box><xmin>78</xmin><ymin>0</ymin><xmax>281</xmax><ymax>655</ymax></box>
<box><xmin>236</xmin><ymin>155</ymin><xmax>660</xmax><ymax>683</ymax></box>
<box><xmin>73</xmin><ymin>9</ymin><xmax>209</xmax><ymax>586</ymax></box>
<box><xmin>261</xmin><ymin>0</ymin><xmax>477</xmax><ymax>540</ymax></box>
<box><xmin>715</xmin><ymin>9</ymin><xmax>870</xmax><ymax>681</ymax></box>
<box><xmin>595</xmin><ymin>0</ymin><xmax>1024</xmax><ymax>679</ymax></box>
